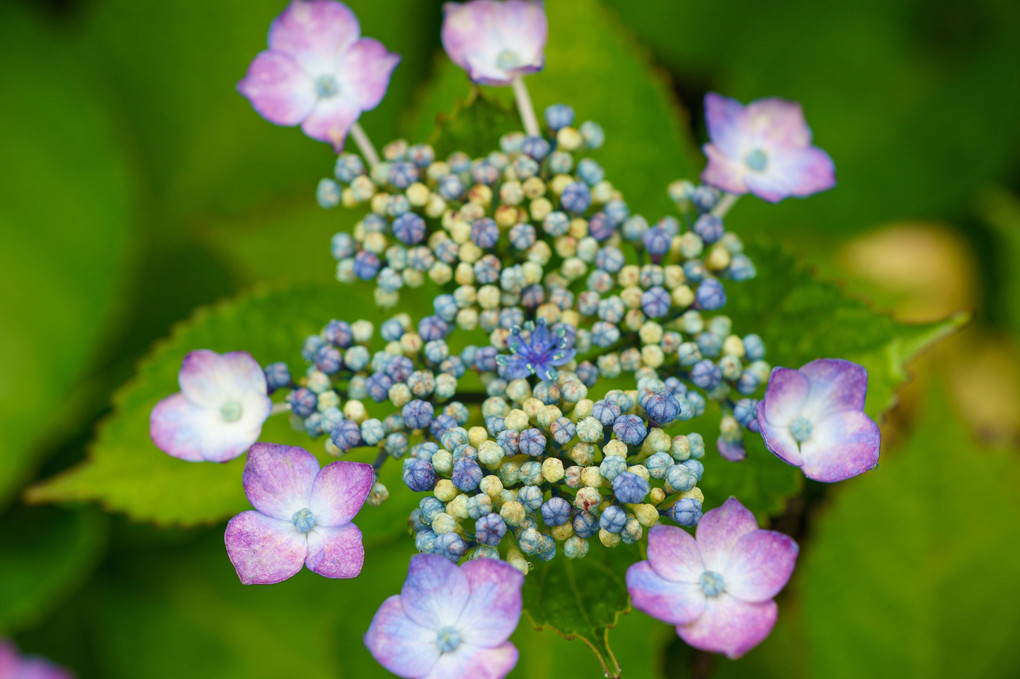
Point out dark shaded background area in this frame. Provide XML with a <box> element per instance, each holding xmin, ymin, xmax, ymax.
<box><xmin>1</xmin><ymin>0</ymin><xmax>1018</xmax><ymax>677</ymax></box>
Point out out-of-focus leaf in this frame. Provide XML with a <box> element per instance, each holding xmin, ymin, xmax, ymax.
<box><xmin>429</xmin><ymin>89</ymin><xmax>521</xmax><ymax>158</ymax></box>
<box><xmin>0</xmin><ymin>507</ymin><xmax>107</xmax><ymax>633</ymax></box>
<box><xmin>801</xmin><ymin>384</ymin><xmax>1020</xmax><ymax>677</ymax></box>
<box><xmin>977</xmin><ymin>187</ymin><xmax>1020</xmax><ymax>334</ymax></box>
<box><xmin>406</xmin><ymin>0</ymin><xmax>699</xmax><ymax>217</ymax></box>
<box><xmin>26</xmin><ymin>284</ymin><xmax>413</xmax><ymax>533</ymax></box>
<box><xmin>0</xmin><ymin>4</ymin><xmax>134</xmax><ymax>507</ymax></box>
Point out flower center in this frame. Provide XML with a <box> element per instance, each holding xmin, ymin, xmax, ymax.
<box><xmin>496</xmin><ymin>49</ymin><xmax>521</xmax><ymax>70</ymax></box>
<box><xmin>436</xmin><ymin>626</ymin><xmax>461</xmax><ymax>653</ymax></box>
<box><xmin>790</xmin><ymin>415</ymin><xmax>813</xmax><ymax>443</ymax></box>
<box><xmin>219</xmin><ymin>400</ymin><xmax>243</xmax><ymax>423</ymax></box>
<box><xmin>291</xmin><ymin>507</ymin><xmax>317</xmax><ymax>533</ymax></box>
<box><xmin>315</xmin><ymin>74</ymin><xmax>340</xmax><ymax>99</ymax></box>
<box><xmin>745</xmin><ymin>148</ymin><xmax>768</xmax><ymax>172</ymax></box>
<box><xmin>699</xmin><ymin>570</ymin><xmax>725</xmax><ymax>596</ymax></box>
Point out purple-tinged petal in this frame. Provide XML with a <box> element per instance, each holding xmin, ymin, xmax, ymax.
<box><xmin>423</xmin><ymin>642</ymin><xmax>518</xmax><ymax>679</ymax></box>
<box><xmin>238</xmin><ymin>51</ymin><xmax>316</xmax><ymax>127</ymax></box>
<box><xmin>401</xmin><ymin>554</ymin><xmax>470</xmax><ymax>630</ymax></box>
<box><xmin>723</xmin><ymin>530</ymin><xmax>799</xmax><ymax>603</ymax></box>
<box><xmin>647</xmin><ymin>525</ymin><xmax>703</xmax><ymax>582</ymax></box>
<box><xmin>677</xmin><ymin>595</ymin><xmax>778</xmax><ymax>659</ymax></box>
<box><xmin>799</xmin><ymin>358</ymin><xmax>868</xmax><ymax>419</ymax></box>
<box><xmin>626</xmin><ymin>561</ymin><xmax>706</xmax><ymax>625</ymax></box>
<box><xmin>365</xmin><ymin>595</ymin><xmax>441</xmax><ymax>677</ymax></box>
<box><xmin>701</xmin><ymin>143</ymin><xmax>749</xmax><ymax>195</ymax></box>
<box><xmin>717</xmin><ymin>437</ymin><xmax>747</xmax><ymax>462</ymax></box>
<box><xmin>760</xmin><ymin>367</ymin><xmax>810</xmax><ymax>427</ymax></box>
<box><xmin>224</xmin><ymin>510</ymin><xmax>307</xmax><ymax>585</ymax></box>
<box><xmin>456</xmin><ymin>559</ymin><xmax>524</xmax><ymax>647</ymax></box>
<box><xmin>441</xmin><ymin>1</ymin><xmax>547</xmax><ymax>86</ymax></box>
<box><xmin>704</xmin><ymin>93</ymin><xmax>750</xmax><ymax>157</ymax></box>
<box><xmin>756</xmin><ymin>401</ymin><xmax>803</xmax><ymax>468</ymax></box>
<box><xmin>309</xmin><ymin>460</ymin><xmax>373</xmax><ymax>526</ymax></box>
<box><xmin>0</xmin><ymin>642</ymin><xmax>16</xmax><ymax>675</ymax></box>
<box><xmin>744</xmin><ymin>146</ymin><xmax>836</xmax><ymax>203</ymax></box>
<box><xmin>340</xmin><ymin>38</ymin><xmax>401</xmax><ymax>111</ymax></box>
<box><xmin>178</xmin><ymin>349</ymin><xmax>227</xmax><ymax>407</ymax></box>
<box><xmin>745</xmin><ymin>97</ymin><xmax>811</xmax><ymax>148</ymax></box>
<box><xmin>300</xmin><ymin>98</ymin><xmax>361</xmax><ymax>152</ymax></box>
<box><xmin>269</xmin><ymin>0</ymin><xmax>361</xmax><ymax>72</ymax></box>
<box><xmin>16</xmin><ymin>657</ymin><xmax>76</xmax><ymax>679</ymax></box>
<box><xmin>305</xmin><ymin>523</ymin><xmax>364</xmax><ymax>578</ymax></box>
<box><xmin>150</xmin><ymin>392</ymin><xmax>267</xmax><ymax>463</ymax></box>
<box><xmin>218</xmin><ymin>351</ymin><xmax>269</xmax><ymax>395</ymax></box>
<box><xmin>800</xmin><ymin>410</ymin><xmax>880</xmax><ymax>482</ymax></box>
<box><xmin>502</xmin><ymin>357</ymin><xmax>532</xmax><ymax>380</ymax></box>
<box><xmin>242</xmin><ymin>443</ymin><xmax>319</xmax><ymax>520</ymax></box>
<box><xmin>696</xmin><ymin>498</ymin><xmax>760</xmax><ymax>572</ymax></box>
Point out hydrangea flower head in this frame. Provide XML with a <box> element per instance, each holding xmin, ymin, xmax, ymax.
<box><xmin>626</xmin><ymin>498</ymin><xmax>798</xmax><ymax>658</ymax></box>
<box><xmin>497</xmin><ymin>318</ymin><xmax>576</xmax><ymax>381</ymax></box>
<box><xmin>149</xmin><ymin>350</ymin><xmax>272</xmax><ymax>462</ymax></box>
<box><xmin>224</xmin><ymin>443</ymin><xmax>373</xmax><ymax>584</ymax></box>
<box><xmin>364</xmin><ymin>554</ymin><xmax>523</xmax><ymax>679</ymax></box>
<box><xmin>757</xmin><ymin>358</ymin><xmax>880</xmax><ymax>482</ymax></box>
<box><xmin>0</xmin><ymin>639</ymin><xmax>74</xmax><ymax>679</ymax></box>
<box><xmin>441</xmin><ymin>0</ymin><xmax>547</xmax><ymax>86</ymax></box>
<box><xmin>701</xmin><ymin>93</ymin><xmax>836</xmax><ymax>203</ymax></box>
<box><xmin>238</xmin><ymin>0</ymin><xmax>400</xmax><ymax>151</ymax></box>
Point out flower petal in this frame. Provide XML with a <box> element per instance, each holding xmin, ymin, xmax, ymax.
<box><xmin>744</xmin><ymin>146</ymin><xmax>836</xmax><ymax>203</ymax></box>
<box><xmin>441</xmin><ymin>0</ymin><xmax>547</xmax><ymax>86</ymax></box>
<box><xmin>339</xmin><ymin>38</ymin><xmax>400</xmax><ymax>111</ymax></box>
<box><xmin>237</xmin><ymin>51</ymin><xmax>316</xmax><ymax>127</ymax></box>
<box><xmin>218</xmin><ymin>351</ymin><xmax>268</xmax><ymax>395</ymax></box>
<box><xmin>308</xmin><ymin>460</ymin><xmax>373</xmax><ymax>526</ymax></box>
<box><xmin>365</xmin><ymin>594</ymin><xmax>441</xmax><ymax>677</ymax></box>
<box><xmin>745</xmin><ymin>97</ymin><xmax>811</xmax><ymax>148</ymax></box>
<box><xmin>723</xmin><ymin>530</ymin><xmax>799</xmax><ymax>603</ymax></box>
<box><xmin>717</xmin><ymin>437</ymin><xmax>747</xmax><ymax>462</ymax></box>
<box><xmin>800</xmin><ymin>410</ymin><xmax>880</xmax><ymax>482</ymax></box>
<box><xmin>756</xmin><ymin>410</ymin><xmax>803</xmax><ymax>469</ymax></box>
<box><xmin>269</xmin><ymin>0</ymin><xmax>361</xmax><ymax>73</ymax></box>
<box><xmin>178</xmin><ymin>349</ymin><xmax>228</xmax><ymax>407</ymax></box>
<box><xmin>799</xmin><ymin>358</ymin><xmax>868</xmax><ymax>420</ymax></box>
<box><xmin>224</xmin><ymin>511</ymin><xmax>307</xmax><ymax>585</ymax></box>
<box><xmin>696</xmin><ymin>498</ymin><xmax>760</xmax><ymax>572</ymax></box>
<box><xmin>400</xmin><ymin>553</ymin><xmax>470</xmax><ymax>629</ymax></box>
<box><xmin>305</xmin><ymin>523</ymin><xmax>364</xmax><ymax>578</ymax></box>
<box><xmin>677</xmin><ymin>595</ymin><xmax>778</xmax><ymax>659</ymax></box>
<box><xmin>456</xmin><ymin>558</ymin><xmax>524</xmax><ymax>647</ymax></box>
<box><xmin>647</xmin><ymin>525</ymin><xmax>703</xmax><ymax>582</ymax></box>
<box><xmin>300</xmin><ymin>98</ymin><xmax>361</xmax><ymax>152</ymax></box>
<box><xmin>701</xmin><ymin>143</ymin><xmax>749</xmax><ymax>195</ymax></box>
<box><xmin>704</xmin><ymin>92</ymin><xmax>749</xmax><ymax>157</ymax></box>
<box><xmin>760</xmin><ymin>367</ymin><xmax>810</xmax><ymax>427</ymax></box>
<box><xmin>150</xmin><ymin>393</ymin><xmax>264</xmax><ymax>463</ymax></box>
<box><xmin>423</xmin><ymin>642</ymin><xmax>518</xmax><ymax>679</ymax></box>
<box><xmin>242</xmin><ymin>443</ymin><xmax>320</xmax><ymax>520</ymax></box>
<box><xmin>626</xmin><ymin>561</ymin><xmax>706</xmax><ymax>625</ymax></box>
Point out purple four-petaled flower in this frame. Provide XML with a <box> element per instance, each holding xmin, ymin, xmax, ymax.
<box><xmin>626</xmin><ymin>498</ymin><xmax>798</xmax><ymax>659</ymax></box>
<box><xmin>757</xmin><ymin>358</ymin><xmax>881</xmax><ymax>482</ymax></box>
<box><xmin>150</xmin><ymin>350</ymin><xmax>272</xmax><ymax>463</ymax></box>
<box><xmin>701</xmin><ymin>92</ymin><xmax>836</xmax><ymax>203</ymax></box>
<box><xmin>365</xmin><ymin>554</ymin><xmax>523</xmax><ymax>679</ymax></box>
<box><xmin>238</xmin><ymin>0</ymin><xmax>400</xmax><ymax>151</ymax></box>
<box><xmin>224</xmin><ymin>443</ymin><xmax>373</xmax><ymax>584</ymax></box>
<box><xmin>498</xmin><ymin>319</ymin><xmax>576</xmax><ymax>382</ymax></box>
<box><xmin>441</xmin><ymin>0</ymin><xmax>547</xmax><ymax>86</ymax></box>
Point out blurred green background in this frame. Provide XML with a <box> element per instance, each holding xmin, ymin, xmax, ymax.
<box><xmin>1</xmin><ymin>0</ymin><xmax>1019</xmax><ymax>677</ymax></box>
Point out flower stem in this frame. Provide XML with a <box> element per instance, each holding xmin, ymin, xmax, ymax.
<box><xmin>511</xmin><ymin>76</ymin><xmax>541</xmax><ymax>137</ymax></box>
<box><xmin>713</xmin><ymin>192</ymin><xmax>740</xmax><ymax>217</ymax></box>
<box><xmin>371</xmin><ymin>449</ymin><xmax>388</xmax><ymax>472</ymax></box>
<box><xmin>349</xmin><ymin>122</ymin><xmax>381</xmax><ymax>167</ymax></box>
<box><xmin>270</xmin><ymin>402</ymin><xmax>291</xmax><ymax>417</ymax></box>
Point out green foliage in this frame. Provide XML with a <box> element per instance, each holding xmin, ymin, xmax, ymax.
<box><xmin>428</xmin><ymin>89</ymin><xmax>521</xmax><ymax>158</ymax></box>
<box><xmin>801</xmin><ymin>385</ymin><xmax>1020</xmax><ymax>677</ymax></box>
<box><xmin>0</xmin><ymin>4</ymin><xmax>134</xmax><ymax>508</ymax></box>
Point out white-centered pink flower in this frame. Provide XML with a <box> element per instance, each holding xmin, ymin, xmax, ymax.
<box><xmin>441</xmin><ymin>1</ymin><xmax>547</xmax><ymax>86</ymax></box>
<box><xmin>224</xmin><ymin>443</ymin><xmax>373</xmax><ymax>585</ymax></box>
<box><xmin>757</xmin><ymin>358</ymin><xmax>881</xmax><ymax>482</ymax></box>
<box><xmin>150</xmin><ymin>350</ymin><xmax>272</xmax><ymax>463</ymax></box>
<box><xmin>701</xmin><ymin>92</ymin><xmax>836</xmax><ymax>203</ymax></box>
<box><xmin>626</xmin><ymin>498</ymin><xmax>799</xmax><ymax>659</ymax></box>
<box><xmin>238</xmin><ymin>0</ymin><xmax>400</xmax><ymax>151</ymax></box>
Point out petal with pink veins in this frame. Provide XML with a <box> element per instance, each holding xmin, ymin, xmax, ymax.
<box><xmin>723</xmin><ymin>530</ymin><xmax>799</xmax><ymax>603</ymax></box>
<box><xmin>704</xmin><ymin>93</ymin><xmax>750</xmax><ymax>157</ymax></box>
<box><xmin>626</xmin><ymin>561</ymin><xmax>706</xmax><ymax>625</ymax></box>
<box><xmin>269</xmin><ymin>0</ymin><xmax>361</xmax><ymax>73</ymax></box>
<box><xmin>309</xmin><ymin>460</ymin><xmax>373</xmax><ymax>526</ymax></box>
<box><xmin>760</xmin><ymin>367</ymin><xmax>810</xmax><ymax>427</ymax></box>
<box><xmin>800</xmin><ymin>410</ymin><xmax>880</xmax><ymax>482</ymax></box>
<box><xmin>364</xmin><ymin>595</ymin><xmax>441</xmax><ymax>677</ymax></box>
<box><xmin>745</xmin><ymin>97</ymin><xmax>811</xmax><ymax>148</ymax></box>
<box><xmin>305</xmin><ymin>523</ymin><xmax>364</xmax><ymax>578</ymax></box>
<box><xmin>242</xmin><ymin>443</ymin><xmax>319</xmax><ymax>520</ymax></box>
<box><xmin>224</xmin><ymin>511</ymin><xmax>307</xmax><ymax>585</ymax></box>
<box><xmin>696</xmin><ymin>498</ymin><xmax>760</xmax><ymax>572</ymax></box>
<box><xmin>800</xmin><ymin>358</ymin><xmax>868</xmax><ymax>419</ymax></box>
<box><xmin>646</xmin><ymin>525</ymin><xmax>704</xmax><ymax>582</ymax></box>
<box><xmin>340</xmin><ymin>38</ymin><xmax>401</xmax><ymax>110</ymax></box>
<box><xmin>400</xmin><ymin>554</ymin><xmax>470</xmax><ymax>629</ymax></box>
<box><xmin>456</xmin><ymin>559</ymin><xmax>524</xmax><ymax>647</ymax></box>
<box><xmin>237</xmin><ymin>51</ymin><xmax>316</xmax><ymax>128</ymax></box>
<box><xmin>677</xmin><ymin>595</ymin><xmax>778</xmax><ymax>659</ymax></box>
<box><xmin>423</xmin><ymin>642</ymin><xmax>518</xmax><ymax>679</ymax></box>
<box><xmin>300</xmin><ymin>98</ymin><xmax>361</xmax><ymax>152</ymax></box>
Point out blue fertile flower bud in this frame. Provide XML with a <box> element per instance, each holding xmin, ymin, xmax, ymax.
<box><xmin>572</xmin><ymin>510</ymin><xmax>598</xmax><ymax>538</ymax></box>
<box><xmin>561</xmin><ymin>182</ymin><xmax>592</xmax><ymax>214</ymax></box>
<box><xmin>696</xmin><ymin>278</ymin><xmax>727</xmax><ymax>310</ymax></box>
<box><xmin>419</xmin><ymin>496</ymin><xmax>445</xmax><ymax>523</ymax></box>
<box><xmin>690</xmin><ymin>185</ymin><xmax>719</xmax><ymax>213</ymax></box>
<box><xmin>541</xmin><ymin>497</ymin><xmax>572</xmax><ymax>526</ymax></box>
<box><xmin>392</xmin><ymin>212</ymin><xmax>426</xmax><ymax>245</ymax></box>
<box><xmin>545</xmin><ymin>103</ymin><xmax>575</xmax><ymax>131</ymax></box>
<box><xmin>592</xmin><ymin>399</ymin><xmax>621</xmax><ymax>426</ymax></box>
<box><xmin>690</xmin><ymin>359</ymin><xmax>722</xmax><ymax>390</ymax></box>
<box><xmin>599</xmin><ymin>455</ymin><xmax>628</xmax><ymax>482</ymax></box>
<box><xmin>519</xmin><ymin>428</ymin><xmax>547</xmax><ymax>457</ymax></box>
<box><xmin>452</xmin><ymin>459</ymin><xmax>483</xmax><ymax>492</ymax></box>
<box><xmin>641</xmin><ymin>286</ymin><xmax>671</xmax><ymax>318</ymax></box>
<box><xmin>613</xmin><ymin>415</ymin><xmax>647</xmax><ymax>446</ymax></box>
<box><xmin>402</xmin><ymin>459</ymin><xmax>437</xmax><ymax>492</ymax></box>
<box><xmin>316</xmin><ymin>178</ymin><xmax>340</xmax><ymax>208</ymax></box>
<box><xmin>666</xmin><ymin>464</ymin><xmax>697</xmax><ymax>492</ymax></box>
<box><xmin>518</xmin><ymin>485</ymin><xmax>544</xmax><ymax>512</ymax></box>
<box><xmin>264</xmin><ymin>362</ymin><xmax>291</xmax><ymax>392</ymax></box>
<box><xmin>600</xmin><ymin>505</ymin><xmax>627</xmax><ymax>533</ymax></box>
<box><xmin>669</xmin><ymin>498</ymin><xmax>703</xmax><ymax>526</ymax></box>
<box><xmin>334</xmin><ymin>154</ymin><xmax>365</xmax><ymax>182</ymax></box>
<box><xmin>402</xmin><ymin>399</ymin><xmax>435</xmax><ymax>430</ymax></box>
<box><xmin>521</xmin><ymin>136</ymin><xmax>551</xmax><ymax>161</ymax></box>
<box><xmin>644</xmin><ymin>390</ymin><xmax>681</xmax><ymax>425</ymax></box>
<box><xmin>475</xmin><ymin>513</ymin><xmax>507</xmax><ymax>545</ymax></box>
<box><xmin>435</xmin><ymin>532</ymin><xmax>468</xmax><ymax>562</ymax></box>
<box><xmin>287</xmin><ymin>388</ymin><xmax>318</xmax><ymax>418</ymax></box>
<box><xmin>331</xmin><ymin>419</ymin><xmax>362</xmax><ymax>451</ymax></box>
<box><xmin>694</xmin><ymin>214</ymin><xmax>725</xmax><ymax>243</ymax></box>
<box><xmin>613</xmin><ymin>471</ymin><xmax>650</xmax><ymax>504</ymax></box>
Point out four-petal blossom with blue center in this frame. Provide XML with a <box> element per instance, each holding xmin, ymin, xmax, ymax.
<box><xmin>497</xmin><ymin>318</ymin><xmax>576</xmax><ymax>382</ymax></box>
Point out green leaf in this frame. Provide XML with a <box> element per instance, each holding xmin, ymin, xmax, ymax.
<box><xmin>0</xmin><ymin>4</ymin><xmax>135</xmax><ymax>507</ymax></box>
<box><xmin>405</xmin><ymin>0</ymin><xmax>700</xmax><ymax>217</ymax></box>
<box><xmin>977</xmin><ymin>187</ymin><xmax>1020</xmax><ymax>335</ymax></box>
<box><xmin>0</xmin><ymin>507</ymin><xmax>107</xmax><ymax>634</ymax></box>
<box><xmin>800</xmin><ymin>384</ymin><xmax>1020</xmax><ymax>677</ymax></box>
<box><xmin>429</xmin><ymin>89</ymin><xmax>521</xmax><ymax>159</ymax></box>
<box><xmin>26</xmin><ymin>284</ymin><xmax>414</xmax><ymax>532</ymax></box>
<box><xmin>522</xmin><ymin>544</ymin><xmax>643</xmax><ymax>679</ymax></box>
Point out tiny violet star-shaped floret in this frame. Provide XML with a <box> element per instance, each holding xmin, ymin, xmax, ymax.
<box><xmin>701</xmin><ymin>92</ymin><xmax>836</xmax><ymax>203</ymax></box>
<box><xmin>441</xmin><ymin>0</ymin><xmax>547</xmax><ymax>86</ymax></box>
<box><xmin>364</xmin><ymin>554</ymin><xmax>524</xmax><ymax>679</ymax></box>
<box><xmin>237</xmin><ymin>0</ymin><xmax>400</xmax><ymax>151</ymax></box>
<box><xmin>626</xmin><ymin>498</ymin><xmax>799</xmax><ymax>659</ymax></box>
<box><xmin>757</xmin><ymin>358</ymin><xmax>881</xmax><ymax>482</ymax></box>
<box><xmin>497</xmin><ymin>319</ymin><xmax>576</xmax><ymax>382</ymax></box>
<box><xmin>0</xmin><ymin>639</ymin><xmax>74</xmax><ymax>679</ymax></box>
<box><xmin>149</xmin><ymin>349</ymin><xmax>272</xmax><ymax>463</ymax></box>
<box><xmin>224</xmin><ymin>443</ymin><xmax>374</xmax><ymax>584</ymax></box>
